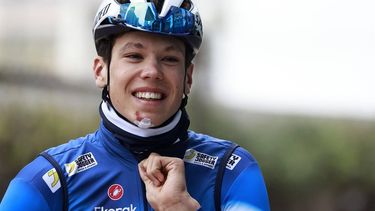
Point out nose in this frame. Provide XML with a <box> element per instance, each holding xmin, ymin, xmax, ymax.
<box><xmin>140</xmin><ymin>58</ymin><xmax>163</xmax><ymax>80</ymax></box>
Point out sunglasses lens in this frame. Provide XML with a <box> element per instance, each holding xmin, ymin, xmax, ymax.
<box><xmin>117</xmin><ymin>2</ymin><xmax>194</xmax><ymax>34</ymax></box>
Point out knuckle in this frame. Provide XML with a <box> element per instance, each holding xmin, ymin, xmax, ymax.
<box><xmin>149</xmin><ymin>152</ymin><xmax>160</xmax><ymax>158</ymax></box>
<box><xmin>172</xmin><ymin>158</ymin><xmax>184</xmax><ymax>166</ymax></box>
<box><xmin>150</xmin><ymin>169</ymin><xmax>160</xmax><ymax>176</ymax></box>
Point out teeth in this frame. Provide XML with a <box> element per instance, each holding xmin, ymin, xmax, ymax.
<box><xmin>135</xmin><ymin>92</ymin><xmax>162</xmax><ymax>100</ymax></box>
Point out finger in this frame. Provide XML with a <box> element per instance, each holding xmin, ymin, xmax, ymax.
<box><xmin>138</xmin><ymin>162</ymin><xmax>151</xmax><ymax>185</ymax></box>
<box><xmin>138</xmin><ymin>154</ymin><xmax>162</xmax><ymax>186</ymax></box>
<box><xmin>146</xmin><ymin>153</ymin><xmax>165</xmax><ymax>186</ymax></box>
<box><xmin>163</xmin><ymin>157</ymin><xmax>185</xmax><ymax>173</ymax></box>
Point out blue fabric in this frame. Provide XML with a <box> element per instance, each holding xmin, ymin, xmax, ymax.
<box><xmin>0</xmin><ymin>122</ymin><xmax>270</xmax><ymax>211</ymax></box>
<box><xmin>223</xmin><ymin>165</ymin><xmax>270</xmax><ymax>211</ymax></box>
<box><xmin>0</xmin><ymin>179</ymin><xmax>49</xmax><ymax>211</ymax></box>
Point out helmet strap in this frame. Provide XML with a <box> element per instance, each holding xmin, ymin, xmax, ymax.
<box><xmin>101</xmin><ymin>39</ymin><xmax>113</xmax><ymax>103</ymax></box>
<box><xmin>180</xmin><ymin>67</ymin><xmax>189</xmax><ymax>109</ymax></box>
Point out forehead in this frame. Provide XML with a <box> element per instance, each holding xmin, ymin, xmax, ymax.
<box><xmin>113</xmin><ymin>31</ymin><xmax>185</xmax><ymax>53</ymax></box>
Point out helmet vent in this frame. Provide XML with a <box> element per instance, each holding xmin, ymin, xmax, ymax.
<box><xmin>115</xmin><ymin>0</ymin><xmax>130</xmax><ymax>3</ymax></box>
<box><xmin>181</xmin><ymin>0</ymin><xmax>191</xmax><ymax>10</ymax></box>
<box><xmin>153</xmin><ymin>0</ymin><xmax>164</xmax><ymax>14</ymax></box>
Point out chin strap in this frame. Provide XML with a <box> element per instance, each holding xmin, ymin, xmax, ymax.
<box><xmin>180</xmin><ymin>63</ymin><xmax>190</xmax><ymax>109</ymax></box>
<box><xmin>102</xmin><ymin>86</ymin><xmax>110</xmax><ymax>102</ymax></box>
<box><xmin>101</xmin><ymin>38</ymin><xmax>113</xmax><ymax>103</ymax></box>
<box><xmin>181</xmin><ymin>94</ymin><xmax>188</xmax><ymax>108</ymax></box>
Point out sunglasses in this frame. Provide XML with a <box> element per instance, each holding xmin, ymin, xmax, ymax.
<box><xmin>114</xmin><ymin>0</ymin><xmax>192</xmax><ymax>10</ymax></box>
<box><xmin>109</xmin><ymin>1</ymin><xmax>195</xmax><ymax>35</ymax></box>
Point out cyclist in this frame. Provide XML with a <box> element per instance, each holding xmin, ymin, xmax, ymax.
<box><xmin>1</xmin><ymin>0</ymin><xmax>270</xmax><ymax>210</ymax></box>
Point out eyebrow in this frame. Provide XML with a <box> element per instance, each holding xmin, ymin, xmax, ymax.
<box><xmin>165</xmin><ymin>44</ymin><xmax>185</xmax><ymax>55</ymax></box>
<box><xmin>118</xmin><ymin>41</ymin><xmax>185</xmax><ymax>55</ymax></box>
<box><xmin>119</xmin><ymin>42</ymin><xmax>144</xmax><ymax>54</ymax></box>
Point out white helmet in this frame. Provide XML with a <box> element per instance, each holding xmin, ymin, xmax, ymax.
<box><xmin>93</xmin><ymin>0</ymin><xmax>203</xmax><ymax>57</ymax></box>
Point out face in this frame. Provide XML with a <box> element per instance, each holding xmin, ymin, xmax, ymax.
<box><xmin>94</xmin><ymin>31</ymin><xmax>193</xmax><ymax>127</ymax></box>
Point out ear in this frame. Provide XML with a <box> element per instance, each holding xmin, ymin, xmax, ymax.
<box><xmin>93</xmin><ymin>56</ymin><xmax>108</xmax><ymax>88</ymax></box>
<box><xmin>184</xmin><ymin>63</ymin><xmax>194</xmax><ymax>95</ymax></box>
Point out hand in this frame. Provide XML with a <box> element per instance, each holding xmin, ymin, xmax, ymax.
<box><xmin>138</xmin><ymin>153</ymin><xmax>200</xmax><ymax>211</ymax></box>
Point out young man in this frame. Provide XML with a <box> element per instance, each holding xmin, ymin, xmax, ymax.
<box><xmin>0</xmin><ymin>0</ymin><xmax>270</xmax><ymax>210</ymax></box>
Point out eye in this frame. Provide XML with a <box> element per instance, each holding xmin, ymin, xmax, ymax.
<box><xmin>124</xmin><ymin>53</ymin><xmax>143</xmax><ymax>62</ymax></box>
<box><xmin>162</xmin><ymin>56</ymin><xmax>180</xmax><ymax>64</ymax></box>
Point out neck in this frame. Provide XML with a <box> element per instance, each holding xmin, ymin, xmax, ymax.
<box><xmin>99</xmin><ymin>101</ymin><xmax>190</xmax><ymax>161</ymax></box>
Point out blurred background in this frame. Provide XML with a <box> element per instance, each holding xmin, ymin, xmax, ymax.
<box><xmin>1</xmin><ymin>0</ymin><xmax>374</xmax><ymax>210</ymax></box>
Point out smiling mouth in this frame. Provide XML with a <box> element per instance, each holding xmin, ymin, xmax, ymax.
<box><xmin>133</xmin><ymin>92</ymin><xmax>164</xmax><ymax>101</ymax></box>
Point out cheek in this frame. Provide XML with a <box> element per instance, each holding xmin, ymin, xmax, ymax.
<box><xmin>109</xmin><ymin>67</ymin><xmax>132</xmax><ymax>87</ymax></box>
<box><xmin>172</xmin><ymin>75</ymin><xmax>186</xmax><ymax>94</ymax></box>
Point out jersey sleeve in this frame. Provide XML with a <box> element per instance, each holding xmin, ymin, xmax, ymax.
<box><xmin>221</xmin><ymin>148</ymin><xmax>270</xmax><ymax>211</ymax></box>
<box><xmin>0</xmin><ymin>156</ymin><xmax>64</xmax><ymax>211</ymax></box>
<box><xmin>0</xmin><ymin>179</ymin><xmax>49</xmax><ymax>211</ymax></box>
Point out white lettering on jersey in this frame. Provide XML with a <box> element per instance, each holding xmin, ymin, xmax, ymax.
<box><xmin>65</xmin><ymin>152</ymin><xmax>98</xmax><ymax>177</ymax></box>
<box><xmin>183</xmin><ymin>149</ymin><xmax>218</xmax><ymax>169</ymax></box>
<box><xmin>94</xmin><ymin>204</ymin><xmax>137</xmax><ymax>211</ymax></box>
<box><xmin>226</xmin><ymin>153</ymin><xmax>242</xmax><ymax>170</ymax></box>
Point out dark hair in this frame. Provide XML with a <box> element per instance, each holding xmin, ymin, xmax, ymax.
<box><xmin>184</xmin><ymin>45</ymin><xmax>194</xmax><ymax>67</ymax></box>
<box><xmin>96</xmin><ymin>38</ymin><xmax>113</xmax><ymax>64</ymax></box>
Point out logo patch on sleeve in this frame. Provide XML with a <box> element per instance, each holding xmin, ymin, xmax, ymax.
<box><xmin>226</xmin><ymin>153</ymin><xmax>242</xmax><ymax>170</ymax></box>
<box><xmin>183</xmin><ymin>149</ymin><xmax>218</xmax><ymax>169</ymax></box>
<box><xmin>64</xmin><ymin>152</ymin><xmax>97</xmax><ymax>177</ymax></box>
<box><xmin>42</xmin><ymin>168</ymin><xmax>61</xmax><ymax>193</ymax></box>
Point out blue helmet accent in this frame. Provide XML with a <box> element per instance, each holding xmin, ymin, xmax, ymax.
<box><xmin>93</xmin><ymin>0</ymin><xmax>203</xmax><ymax>57</ymax></box>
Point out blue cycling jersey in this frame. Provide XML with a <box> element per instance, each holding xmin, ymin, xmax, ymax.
<box><xmin>1</xmin><ymin>121</ymin><xmax>270</xmax><ymax>211</ymax></box>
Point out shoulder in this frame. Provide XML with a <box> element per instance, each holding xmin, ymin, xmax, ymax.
<box><xmin>2</xmin><ymin>132</ymin><xmax>99</xmax><ymax>210</ymax></box>
<box><xmin>13</xmin><ymin>132</ymin><xmax>101</xmax><ymax>183</ymax></box>
<box><xmin>14</xmin><ymin>131</ymin><xmax>98</xmax><ymax>186</ymax></box>
<box><xmin>2</xmin><ymin>154</ymin><xmax>62</xmax><ymax>210</ymax></box>
<box><xmin>186</xmin><ymin>131</ymin><xmax>269</xmax><ymax>210</ymax></box>
<box><xmin>187</xmin><ymin>130</ymin><xmax>258</xmax><ymax>165</ymax></box>
<box><xmin>45</xmin><ymin>132</ymin><xmax>98</xmax><ymax>160</ymax></box>
<box><xmin>186</xmin><ymin>130</ymin><xmax>264</xmax><ymax>181</ymax></box>
<box><xmin>186</xmin><ymin>131</ymin><xmax>259</xmax><ymax>179</ymax></box>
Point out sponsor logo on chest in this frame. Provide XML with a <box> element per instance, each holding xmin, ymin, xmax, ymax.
<box><xmin>108</xmin><ymin>184</ymin><xmax>124</xmax><ymax>201</ymax></box>
<box><xmin>183</xmin><ymin>149</ymin><xmax>218</xmax><ymax>169</ymax></box>
<box><xmin>65</xmin><ymin>152</ymin><xmax>98</xmax><ymax>177</ymax></box>
<box><xmin>94</xmin><ymin>184</ymin><xmax>137</xmax><ymax>211</ymax></box>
